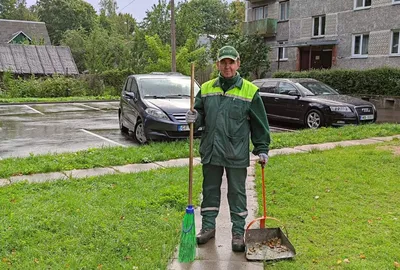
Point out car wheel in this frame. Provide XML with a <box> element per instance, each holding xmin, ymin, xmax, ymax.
<box><xmin>134</xmin><ymin>120</ymin><xmax>147</xmax><ymax>144</ymax></box>
<box><xmin>119</xmin><ymin>112</ymin><xmax>129</xmax><ymax>133</ymax></box>
<box><xmin>305</xmin><ymin>109</ymin><xmax>324</xmax><ymax>129</ymax></box>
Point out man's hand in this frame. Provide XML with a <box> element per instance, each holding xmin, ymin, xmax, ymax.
<box><xmin>185</xmin><ymin>109</ymin><xmax>198</xmax><ymax>124</ymax></box>
<box><xmin>258</xmin><ymin>153</ymin><xmax>269</xmax><ymax>166</ymax></box>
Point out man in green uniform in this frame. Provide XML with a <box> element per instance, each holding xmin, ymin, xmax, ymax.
<box><xmin>185</xmin><ymin>45</ymin><xmax>270</xmax><ymax>252</ymax></box>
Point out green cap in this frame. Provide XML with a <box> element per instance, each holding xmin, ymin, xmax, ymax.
<box><xmin>217</xmin><ymin>46</ymin><xmax>239</xmax><ymax>61</ymax></box>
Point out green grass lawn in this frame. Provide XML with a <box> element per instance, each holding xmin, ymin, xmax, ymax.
<box><xmin>255</xmin><ymin>139</ymin><xmax>400</xmax><ymax>269</ymax></box>
<box><xmin>1</xmin><ymin>123</ymin><xmax>400</xmax><ymax>178</ymax></box>
<box><xmin>0</xmin><ymin>166</ymin><xmax>203</xmax><ymax>269</ymax></box>
<box><xmin>1</xmin><ymin>139</ymin><xmax>399</xmax><ymax>269</ymax></box>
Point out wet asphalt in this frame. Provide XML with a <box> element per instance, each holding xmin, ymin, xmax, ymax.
<box><xmin>0</xmin><ymin>101</ymin><xmax>137</xmax><ymax>159</ymax></box>
<box><xmin>0</xmin><ymin>101</ymin><xmax>399</xmax><ymax>159</ymax></box>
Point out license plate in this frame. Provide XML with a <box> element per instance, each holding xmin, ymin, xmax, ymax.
<box><xmin>360</xmin><ymin>115</ymin><xmax>374</xmax><ymax>120</ymax></box>
<box><xmin>178</xmin><ymin>125</ymin><xmax>190</xmax><ymax>131</ymax></box>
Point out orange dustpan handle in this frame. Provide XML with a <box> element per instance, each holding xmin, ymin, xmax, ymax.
<box><xmin>260</xmin><ymin>163</ymin><xmax>267</xmax><ymax>228</ymax></box>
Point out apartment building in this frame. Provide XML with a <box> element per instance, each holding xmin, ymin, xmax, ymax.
<box><xmin>244</xmin><ymin>0</ymin><xmax>400</xmax><ymax>74</ymax></box>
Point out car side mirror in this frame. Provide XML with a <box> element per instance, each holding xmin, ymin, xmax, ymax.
<box><xmin>125</xmin><ymin>91</ymin><xmax>136</xmax><ymax>99</ymax></box>
<box><xmin>288</xmin><ymin>90</ymin><xmax>300</xmax><ymax>96</ymax></box>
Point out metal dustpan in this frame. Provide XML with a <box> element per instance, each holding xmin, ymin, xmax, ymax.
<box><xmin>245</xmin><ymin>163</ymin><xmax>296</xmax><ymax>261</ymax></box>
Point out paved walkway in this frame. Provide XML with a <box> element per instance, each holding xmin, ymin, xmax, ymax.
<box><xmin>1</xmin><ymin>135</ymin><xmax>399</xmax><ymax>269</ymax></box>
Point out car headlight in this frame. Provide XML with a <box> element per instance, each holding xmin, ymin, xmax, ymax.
<box><xmin>145</xmin><ymin>108</ymin><xmax>169</xmax><ymax>120</ymax></box>
<box><xmin>329</xmin><ymin>106</ymin><xmax>352</xmax><ymax>112</ymax></box>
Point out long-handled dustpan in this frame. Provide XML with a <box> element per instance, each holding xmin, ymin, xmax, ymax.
<box><xmin>245</xmin><ymin>162</ymin><xmax>296</xmax><ymax>261</ymax></box>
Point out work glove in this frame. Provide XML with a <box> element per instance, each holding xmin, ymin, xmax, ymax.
<box><xmin>185</xmin><ymin>109</ymin><xmax>198</xmax><ymax>124</ymax></box>
<box><xmin>258</xmin><ymin>153</ymin><xmax>269</xmax><ymax>166</ymax></box>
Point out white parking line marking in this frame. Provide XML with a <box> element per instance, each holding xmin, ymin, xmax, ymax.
<box><xmin>24</xmin><ymin>105</ymin><xmax>45</xmax><ymax>115</ymax></box>
<box><xmin>77</xmin><ymin>104</ymin><xmax>103</xmax><ymax>111</ymax></box>
<box><xmin>80</xmin><ymin>129</ymin><xmax>126</xmax><ymax>147</ymax></box>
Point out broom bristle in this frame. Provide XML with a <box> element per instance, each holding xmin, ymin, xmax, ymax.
<box><xmin>178</xmin><ymin>210</ymin><xmax>196</xmax><ymax>262</ymax></box>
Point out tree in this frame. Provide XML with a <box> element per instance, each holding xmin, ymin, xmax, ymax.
<box><xmin>0</xmin><ymin>0</ymin><xmax>16</xmax><ymax>18</ymax></box>
<box><xmin>143</xmin><ymin>35</ymin><xmax>207</xmax><ymax>75</ymax></box>
<box><xmin>36</xmin><ymin>0</ymin><xmax>97</xmax><ymax>45</ymax></box>
<box><xmin>1</xmin><ymin>0</ymin><xmax>37</xmax><ymax>20</ymax></box>
<box><xmin>175</xmin><ymin>0</ymin><xmax>233</xmax><ymax>46</ymax></box>
<box><xmin>60</xmin><ymin>28</ymin><xmax>87</xmax><ymax>72</ymax></box>
<box><xmin>99</xmin><ymin>0</ymin><xmax>117</xmax><ymax>16</ymax></box>
<box><xmin>228</xmin><ymin>0</ymin><xmax>245</xmax><ymax>35</ymax></box>
<box><xmin>140</xmin><ymin>0</ymin><xmax>171</xmax><ymax>45</ymax></box>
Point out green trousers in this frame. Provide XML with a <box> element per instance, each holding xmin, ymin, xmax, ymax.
<box><xmin>200</xmin><ymin>163</ymin><xmax>248</xmax><ymax>236</ymax></box>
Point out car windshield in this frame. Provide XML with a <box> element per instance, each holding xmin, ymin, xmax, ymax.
<box><xmin>296</xmin><ymin>81</ymin><xmax>339</xmax><ymax>96</ymax></box>
<box><xmin>139</xmin><ymin>77</ymin><xmax>200</xmax><ymax>98</ymax></box>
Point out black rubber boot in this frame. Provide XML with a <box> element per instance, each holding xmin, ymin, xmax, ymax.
<box><xmin>232</xmin><ymin>234</ymin><xmax>245</xmax><ymax>252</ymax></box>
<box><xmin>196</xmin><ymin>229</ymin><xmax>216</xmax><ymax>244</ymax></box>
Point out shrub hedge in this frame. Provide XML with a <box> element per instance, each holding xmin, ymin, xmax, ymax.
<box><xmin>273</xmin><ymin>67</ymin><xmax>400</xmax><ymax>96</ymax></box>
<box><xmin>0</xmin><ymin>69</ymin><xmax>134</xmax><ymax>98</ymax></box>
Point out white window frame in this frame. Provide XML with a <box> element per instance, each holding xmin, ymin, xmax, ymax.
<box><xmin>352</xmin><ymin>33</ymin><xmax>370</xmax><ymax>58</ymax></box>
<box><xmin>390</xmin><ymin>30</ymin><xmax>400</xmax><ymax>55</ymax></box>
<box><xmin>393</xmin><ymin>0</ymin><xmax>400</xmax><ymax>4</ymax></box>
<box><xmin>278</xmin><ymin>46</ymin><xmax>288</xmax><ymax>61</ymax></box>
<box><xmin>253</xmin><ymin>5</ymin><xmax>268</xmax><ymax>20</ymax></box>
<box><xmin>279</xmin><ymin>1</ymin><xmax>290</xmax><ymax>21</ymax></box>
<box><xmin>354</xmin><ymin>0</ymin><xmax>371</xmax><ymax>10</ymax></box>
<box><xmin>312</xmin><ymin>15</ymin><xmax>326</xmax><ymax>37</ymax></box>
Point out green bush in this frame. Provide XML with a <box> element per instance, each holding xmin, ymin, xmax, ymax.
<box><xmin>273</xmin><ymin>67</ymin><xmax>400</xmax><ymax>96</ymax></box>
<box><xmin>0</xmin><ymin>69</ymin><xmax>134</xmax><ymax>98</ymax></box>
<box><xmin>100</xmin><ymin>69</ymin><xmax>133</xmax><ymax>96</ymax></box>
<box><xmin>0</xmin><ymin>73</ymin><xmax>90</xmax><ymax>98</ymax></box>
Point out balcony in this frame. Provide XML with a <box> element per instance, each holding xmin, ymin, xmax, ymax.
<box><xmin>243</xmin><ymin>18</ymin><xmax>277</xmax><ymax>37</ymax></box>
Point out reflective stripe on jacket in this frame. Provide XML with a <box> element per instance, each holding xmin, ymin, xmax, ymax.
<box><xmin>194</xmin><ymin>77</ymin><xmax>270</xmax><ymax>168</ymax></box>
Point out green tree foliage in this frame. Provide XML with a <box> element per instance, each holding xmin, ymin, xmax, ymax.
<box><xmin>141</xmin><ymin>0</ymin><xmax>171</xmax><ymax>45</ymax></box>
<box><xmin>60</xmin><ymin>28</ymin><xmax>87</xmax><ymax>72</ymax></box>
<box><xmin>175</xmin><ymin>0</ymin><xmax>234</xmax><ymax>47</ymax></box>
<box><xmin>0</xmin><ymin>0</ymin><xmax>16</xmax><ymax>18</ymax></box>
<box><xmin>143</xmin><ymin>35</ymin><xmax>207</xmax><ymax>75</ymax></box>
<box><xmin>0</xmin><ymin>0</ymin><xmax>37</xmax><ymax>20</ymax></box>
<box><xmin>83</xmin><ymin>27</ymin><xmax>132</xmax><ymax>73</ymax></box>
<box><xmin>228</xmin><ymin>0</ymin><xmax>245</xmax><ymax>35</ymax></box>
<box><xmin>99</xmin><ymin>0</ymin><xmax>117</xmax><ymax>16</ymax></box>
<box><xmin>36</xmin><ymin>0</ymin><xmax>96</xmax><ymax>45</ymax></box>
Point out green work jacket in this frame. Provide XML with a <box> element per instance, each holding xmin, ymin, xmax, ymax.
<box><xmin>194</xmin><ymin>77</ymin><xmax>270</xmax><ymax>168</ymax></box>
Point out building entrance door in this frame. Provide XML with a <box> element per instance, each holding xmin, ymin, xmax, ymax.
<box><xmin>300</xmin><ymin>45</ymin><xmax>333</xmax><ymax>70</ymax></box>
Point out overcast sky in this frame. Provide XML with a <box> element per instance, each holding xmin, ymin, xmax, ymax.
<box><xmin>25</xmin><ymin>0</ymin><xmax>235</xmax><ymax>22</ymax></box>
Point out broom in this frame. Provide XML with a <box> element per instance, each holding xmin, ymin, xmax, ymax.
<box><xmin>178</xmin><ymin>63</ymin><xmax>197</xmax><ymax>263</ymax></box>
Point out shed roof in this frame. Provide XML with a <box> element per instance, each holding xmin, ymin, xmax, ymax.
<box><xmin>0</xmin><ymin>19</ymin><xmax>51</xmax><ymax>44</ymax></box>
<box><xmin>0</xmin><ymin>44</ymin><xmax>79</xmax><ymax>75</ymax></box>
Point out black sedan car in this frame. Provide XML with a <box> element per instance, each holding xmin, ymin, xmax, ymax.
<box><xmin>119</xmin><ymin>72</ymin><xmax>201</xmax><ymax>144</ymax></box>
<box><xmin>252</xmin><ymin>78</ymin><xmax>377</xmax><ymax>128</ymax></box>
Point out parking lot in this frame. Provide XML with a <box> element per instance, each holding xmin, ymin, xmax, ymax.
<box><xmin>0</xmin><ymin>101</ymin><xmax>296</xmax><ymax>159</ymax></box>
<box><xmin>1</xmin><ymin>101</ymin><xmax>397</xmax><ymax>160</ymax></box>
<box><xmin>0</xmin><ymin>102</ymin><xmax>137</xmax><ymax>159</ymax></box>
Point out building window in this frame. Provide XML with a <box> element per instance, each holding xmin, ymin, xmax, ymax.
<box><xmin>312</xmin><ymin>15</ymin><xmax>326</xmax><ymax>37</ymax></box>
<box><xmin>254</xmin><ymin>5</ymin><xmax>268</xmax><ymax>20</ymax></box>
<box><xmin>278</xmin><ymin>46</ymin><xmax>287</xmax><ymax>60</ymax></box>
<box><xmin>391</xmin><ymin>31</ymin><xmax>400</xmax><ymax>55</ymax></box>
<box><xmin>279</xmin><ymin>1</ymin><xmax>290</xmax><ymax>21</ymax></box>
<box><xmin>354</xmin><ymin>0</ymin><xmax>371</xmax><ymax>9</ymax></box>
<box><xmin>394</xmin><ymin>0</ymin><xmax>400</xmax><ymax>3</ymax></box>
<box><xmin>352</xmin><ymin>34</ymin><xmax>369</xmax><ymax>57</ymax></box>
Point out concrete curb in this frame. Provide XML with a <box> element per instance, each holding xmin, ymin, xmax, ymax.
<box><xmin>0</xmin><ymin>135</ymin><xmax>399</xmax><ymax>188</ymax></box>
